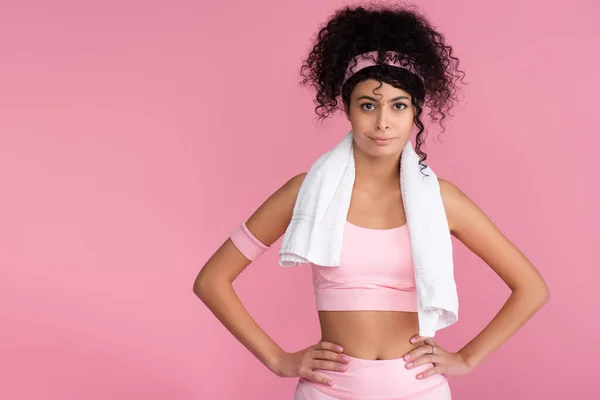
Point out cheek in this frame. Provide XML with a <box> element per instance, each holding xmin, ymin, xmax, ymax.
<box><xmin>348</xmin><ymin>122</ymin><xmax>371</xmax><ymax>139</ymax></box>
<box><xmin>400</xmin><ymin>114</ymin><xmax>416</xmax><ymax>131</ymax></box>
<box><xmin>349</xmin><ymin>115</ymin><xmax>368</xmax><ymax>128</ymax></box>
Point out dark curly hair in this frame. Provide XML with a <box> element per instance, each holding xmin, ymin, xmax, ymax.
<box><xmin>299</xmin><ymin>2</ymin><xmax>466</xmax><ymax>174</ymax></box>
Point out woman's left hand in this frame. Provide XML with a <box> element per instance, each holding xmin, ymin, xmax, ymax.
<box><xmin>403</xmin><ymin>335</ymin><xmax>472</xmax><ymax>379</ymax></box>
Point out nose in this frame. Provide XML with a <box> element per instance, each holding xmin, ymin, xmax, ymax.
<box><xmin>376</xmin><ymin>111</ymin><xmax>390</xmax><ymax>130</ymax></box>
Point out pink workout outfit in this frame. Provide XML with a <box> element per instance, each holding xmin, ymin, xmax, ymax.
<box><xmin>229</xmin><ymin>220</ymin><xmax>451</xmax><ymax>399</ymax></box>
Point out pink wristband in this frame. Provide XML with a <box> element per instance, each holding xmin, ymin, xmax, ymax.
<box><xmin>230</xmin><ymin>222</ymin><xmax>270</xmax><ymax>261</ymax></box>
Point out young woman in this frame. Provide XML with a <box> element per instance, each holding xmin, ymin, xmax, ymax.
<box><xmin>194</xmin><ymin>4</ymin><xmax>549</xmax><ymax>399</ymax></box>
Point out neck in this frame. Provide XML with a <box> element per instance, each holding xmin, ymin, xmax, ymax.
<box><xmin>352</xmin><ymin>141</ymin><xmax>401</xmax><ymax>195</ymax></box>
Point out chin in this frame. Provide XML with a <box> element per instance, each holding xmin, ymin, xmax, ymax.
<box><xmin>354</xmin><ymin>136</ymin><xmax>403</xmax><ymax>156</ymax></box>
<box><xmin>364</xmin><ymin>147</ymin><xmax>401</xmax><ymax>158</ymax></box>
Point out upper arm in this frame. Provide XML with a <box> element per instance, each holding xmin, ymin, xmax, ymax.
<box><xmin>194</xmin><ymin>172</ymin><xmax>307</xmax><ymax>288</ymax></box>
<box><xmin>439</xmin><ymin>178</ymin><xmax>549</xmax><ymax>297</ymax></box>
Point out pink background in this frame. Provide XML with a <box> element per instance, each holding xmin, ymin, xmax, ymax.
<box><xmin>1</xmin><ymin>0</ymin><xmax>598</xmax><ymax>398</ymax></box>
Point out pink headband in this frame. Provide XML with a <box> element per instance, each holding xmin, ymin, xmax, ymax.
<box><xmin>343</xmin><ymin>51</ymin><xmax>422</xmax><ymax>84</ymax></box>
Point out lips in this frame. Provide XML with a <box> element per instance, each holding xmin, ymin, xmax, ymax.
<box><xmin>369</xmin><ymin>136</ymin><xmax>395</xmax><ymax>146</ymax></box>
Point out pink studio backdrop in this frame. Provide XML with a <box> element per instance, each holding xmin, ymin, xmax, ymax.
<box><xmin>1</xmin><ymin>0</ymin><xmax>598</xmax><ymax>399</ymax></box>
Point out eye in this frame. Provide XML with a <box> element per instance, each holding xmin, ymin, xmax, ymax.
<box><xmin>360</xmin><ymin>103</ymin><xmax>375</xmax><ymax>111</ymax></box>
<box><xmin>394</xmin><ymin>103</ymin><xmax>408</xmax><ymax>110</ymax></box>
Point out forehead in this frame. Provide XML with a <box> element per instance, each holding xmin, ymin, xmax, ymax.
<box><xmin>352</xmin><ymin>79</ymin><xmax>411</xmax><ymax>99</ymax></box>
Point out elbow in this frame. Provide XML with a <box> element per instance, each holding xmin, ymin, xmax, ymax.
<box><xmin>193</xmin><ymin>271</ymin><xmax>211</xmax><ymax>301</ymax></box>
<box><xmin>527</xmin><ymin>282</ymin><xmax>550</xmax><ymax>308</ymax></box>
<box><xmin>193</xmin><ymin>271</ymin><xmax>231</xmax><ymax>302</ymax></box>
<box><xmin>193</xmin><ymin>279</ymin><xmax>204</xmax><ymax>300</ymax></box>
<box><xmin>512</xmin><ymin>281</ymin><xmax>550</xmax><ymax>308</ymax></box>
<box><xmin>539</xmin><ymin>284</ymin><xmax>550</xmax><ymax>306</ymax></box>
<box><xmin>533</xmin><ymin>276</ymin><xmax>550</xmax><ymax>306</ymax></box>
<box><xmin>193</xmin><ymin>280</ymin><xmax>214</xmax><ymax>304</ymax></box>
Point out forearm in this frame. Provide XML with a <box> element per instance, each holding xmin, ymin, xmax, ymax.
<box><xmin>195</xmin><ymin>278</ymin><xmax>284</xmax><ymax>374</ymax></box>
<box><xmin>458</xmin><ymin>286</ymin><xmax>549</xmax><ymax>369</ymax></box>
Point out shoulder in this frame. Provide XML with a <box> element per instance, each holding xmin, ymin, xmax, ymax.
<box><xmin>437</xmin><ymin>177</ymin><xmax>463</xmax><ymax>209</ymax></box>
<box><xmin>438</xmin><ymin>176</ymin><xmax>499</xmax><ymax>241</ymax></box>
<box><xmin>288</xmin><ymin>172</ymin><xmax>308</xmax><ymax>189</ymax></box>
<box><xmin>280</xmin><ymin>172</ymin><xmax>307</xmax><ymax>203</ymax></box>
<box><xmin>242</xmin><ymin>172</ymin><xmax>307</xmax><ymax>246</ymax></box>
<box><xmin>438</xmin><ymin>177</ymin><xmax>462</xmax><ymax>203</ymax></box>
<box><xmin>267</xmin><ymin>172</ymin><xmax>307</xmax><ymax>204</ymax></box>
<box><xmin>437</xmin><ymin>177</ymin><xmax>480</xmax><ymax>236</ymax></box>
<box><xmin>436</xmin><ymin>179</ymin><xmax>549</xmax><ymax>299</ymax></box>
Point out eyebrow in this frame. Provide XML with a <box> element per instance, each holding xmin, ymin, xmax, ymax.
<box><xmin>356</xmin><ymin>95</ymin><xmax>410</xmax><ymax>103</ymax></box>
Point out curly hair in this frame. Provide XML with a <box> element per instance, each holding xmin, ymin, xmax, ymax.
<box><xmin>299</xmin><ymin>2</ymin><xmax>467</xmax><ymax>174</ymax></box>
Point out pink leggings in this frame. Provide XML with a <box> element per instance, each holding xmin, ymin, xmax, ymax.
<box><xmin>293</xmin><ymin>354</ymin><xmax>451</xmax><ymax>400</ymax></box>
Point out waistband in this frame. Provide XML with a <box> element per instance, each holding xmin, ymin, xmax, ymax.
<box><xmin>315</xmin><ymin>287</ymin><xmax>418</xmax><ymax>312</ymax></box>
<box><xmin>299</xmin><ymin>354</ymin><xmax>448</xmax><ymax>400</ymax></box>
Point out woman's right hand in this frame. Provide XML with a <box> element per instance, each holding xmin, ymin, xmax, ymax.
<box><xmin>273</xmin><ymin>341</ymin><xmax>350</xmax><ymax>386</ymax></box>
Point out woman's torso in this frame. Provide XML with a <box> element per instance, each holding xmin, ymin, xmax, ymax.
<box><xmin>316</xmin><ymin>186</ymin><xmax>422</xmax><ymax>360</ymax></box>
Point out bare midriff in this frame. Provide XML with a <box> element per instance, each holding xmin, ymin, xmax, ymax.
<box><xmin>318</xmin><ymin>310</ymin><xmax>421</xmax><ymax>360</ymax></box>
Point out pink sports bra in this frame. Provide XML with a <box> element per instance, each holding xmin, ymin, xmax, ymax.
<box><xmin>229</xmin><ymin>220</ymin><xmax>417</xmax><ymax>313</ymax></box>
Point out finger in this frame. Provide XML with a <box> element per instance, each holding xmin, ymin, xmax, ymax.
<box><xmin>405</xmin><ymin>355</ymin><xmax>442</xmax><ymax>369</ymax></box>
<box><xmin>304</xmin><ymin>369</ymin><xmax>334</xmax><ymax>386</ymax></box>
<box><xmin>412</xmin><ymin>344</ymin><xmax>436</xmax><ymax>357</ymax></box>
<box><xmin>312</xmin><ymin>349</ymin><xmax>351</xmax><ymax>363</ymax></box>
<box><xmin>317</xmin><ymin>341</ymin><xmax>344</xmax><ymax>353</ymax></box>
<box><xmin>416</xmin><ymin>366</ymin><xmax>441</xmax><ymax>380</ymax></box>
<box><xmin>310</xmin><ymin>359</ymin><xmax>348</xmax><ymax>372</ymax></box>
<box><xmin>403</xmin><ymin>343</ymin><xmax>436</xmax><ymax>362</ymax></box>
<box><xmin>409</xmin><ymin>335</ymin><xmax>429</xmax><ymax>345</ymax></box>
<box><xmin>298</xmin><ymin>366</ymin><xmax>328</xmax><ymax>386</ymax></box>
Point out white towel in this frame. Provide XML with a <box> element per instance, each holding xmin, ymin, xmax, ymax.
<box><xmin>278</xmin><ymin>130</ymin><xmax>458</xmax><ymax>337</ymax></box>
